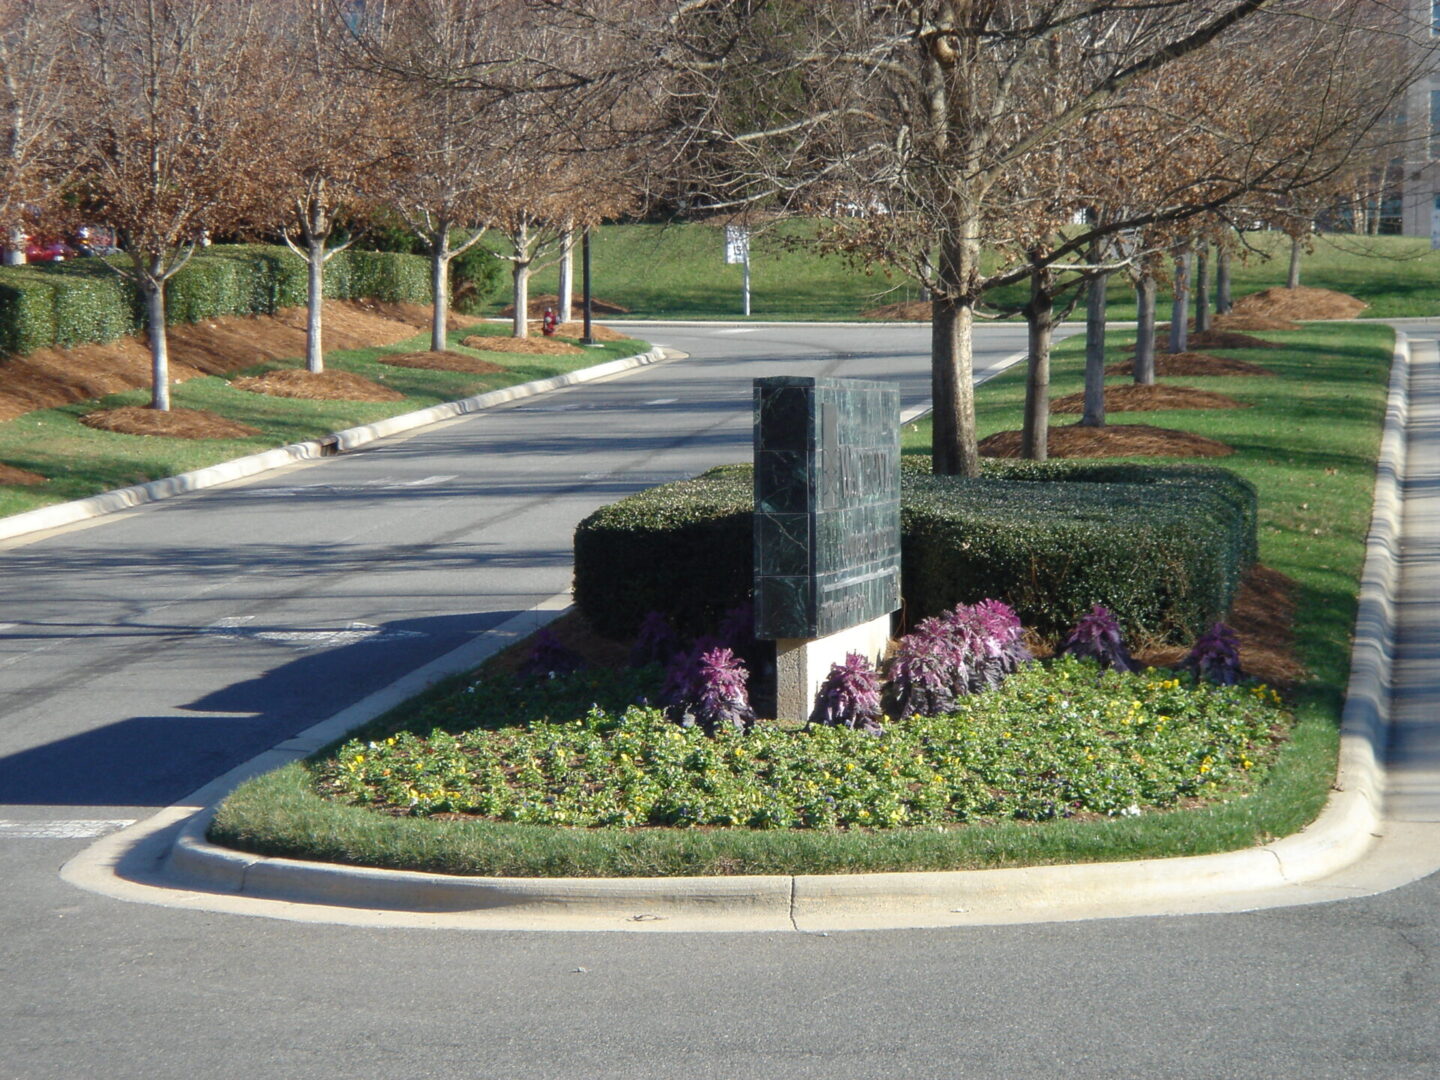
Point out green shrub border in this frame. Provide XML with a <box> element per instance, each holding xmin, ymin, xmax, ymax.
<box><xmin>0</xmin><ymin>244</ymin><xmax>433</xmax><ymax>355</ymax></box>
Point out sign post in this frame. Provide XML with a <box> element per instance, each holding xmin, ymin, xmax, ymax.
<box><xmin>753</xmin><ymin>376</ymin><xmax>901</xmax><ymax>722</ymax></box>
<box><xmin>724</xmin><ymin>225</ymin><xmax>751</xmax><ymax>316</ymax></box>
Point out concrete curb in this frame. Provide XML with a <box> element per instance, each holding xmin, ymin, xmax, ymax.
<box><xmin>75</xmin><ymin>334</ymin><xmax>1412</xmax><ymax>932</ymax></box>
<box><xmin>0</xmin><ymin>347</ymin><xmax>668</xmax><ymax>544</ymax></box>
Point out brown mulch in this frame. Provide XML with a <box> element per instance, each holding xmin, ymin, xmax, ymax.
<box><xmin>379</xmin><ymin>350</ymin><xmax>506</xmax><ymax>374</ymax></box>
<box><xmin>459</xmin><ymin>334</ymin><xmax>584</xmax><ymax>356</ymax></box>
<box><xmin>861</xmin><ymin>300</ymin><xmax>932</xmax><ymax>320</ymax></box>
<box><xmin>344</xmin><ymin>298</ymin><xmax>485</xmax><ymax>332</ymax></box>
<box><xmin>1222</xmin><ymin>286</ymin><xmax>1368</xmax><ymax>329</ymax></box>
<box><xmin>79</xmin><ymin>406</ymin><xmax>261</xmax><ymax>440</ymax></box>
<box><xmin>551</xmin><ymin>321</ymin><xmax>629</xmax><ymax>342</ymax></box>
<box><xmin>1148</xmin><ymin>328</ymin><xmax>1282</xmax><ymax>352</ymax></box>
<box><xmin>1105</xmin><ymin>353</ymin><xmax>1275</xmax><ymax>378</ymax></box>
<box><xmin>498</xmin><ymin>294</ymin><xmax>631</xmax><ymax>318</ymax></box>
<box><xmin>0</xmin><ymin>462</ymin><xmax>45</xmax><ymax>485</ymax></box>
<box><xmin>231</xmin><ymin>369</ymin><xmax>404</xmax><ymax>402</ymax></box>
<box><xmin>979</xmin><ymin>422</ymin><xmax>1233</xmax><ymax>459</ymax></box>
<box><xmin>1132</xmin><ymin>566</ymin><xmax>1304</xmax><ymax>688</ymax></box>
<box><xmin>1052</xmin><ymin>384</ymin><xmax>1249</xmax><ymax>414</ymax></box>
<box><xmin>0</xmin><ymin>299</ymin><xmax>452</xmax><ymax>423</ymax></box>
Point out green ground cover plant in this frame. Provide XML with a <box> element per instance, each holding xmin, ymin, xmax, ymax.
<box><xmin>0</xmin><ymin>325</ymin><xmax>650</xmax><ymax>519</ymax></box>
<box><xmin>209</xmin><ymin>321</ymin><xmax>1391</xmax><ymax>877</ymax></box>
<box><xmin>516</xmin><ymin>223</ymin><xmax>1440</xmax><ymax>321</ymax></box>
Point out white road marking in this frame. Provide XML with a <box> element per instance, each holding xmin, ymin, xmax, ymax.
<box><xmin>0</xmin><ymin>820</ymin><xmax>135</xmax><ymax>839</ymax></box>
<box><xmin>202</xmin><ymin>617</ymin><xmax>427</xmax><ymax>650</ymax></box>
<box><xmin>714</xmin><ymin>327</ymin><xmax>757</xmax><ymax>334</ymax></box>
<box><xmin>644</xmin><ymin>399</ymin><xmax>678</xmax><ymax>406</ymax></box>
<box><xmin>0</xmin><ymin>622</ymin><xmax>15</xmax><ymax>631</ymax></box>
<box><xmin>243</xmin><ymin>475</ymin><xmax>458</xmax><ymax>498</ymax></box>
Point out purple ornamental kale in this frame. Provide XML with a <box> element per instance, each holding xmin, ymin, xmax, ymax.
<box><xmin>809</xmin><ymin>652</ymin><xmax>884</xmax><ymax>734</ymax></box>
<box><xmin>690</xmin><ymin>646</ymin><xmax>757</xmax><ymax>734</ymax></box>
<box><xmin>629</xmin><ymin>610</ymin><xmax>680</xmax><ymax>668</ymax></box>
<box><xmin>660</xmin><ymin>635</ymin><xmax>723</xmax><ymax>708</ymax></box>
<box><xmin>1181</xmin><ymin>622</ymin><xmax>1244</xmax><ymax>685</ymax></box>
<box><xmin>516</xmin><ymin>628</ymin><xmax>584</xmax><ymax>680</ymax></box>
<box><xmin>888</xmin><ymin>618</ymin><xmax>967</xmax><ymax>719</ymax></box>
<box><xmin>1058</xmin><ymin>604</ymin><xmax>1137</xmax><ymax>673</ymax></box>
<box><xmin>941</xmin><ymin>599</ymin><xmax>1032</xmax><ymax>691</ymax></box>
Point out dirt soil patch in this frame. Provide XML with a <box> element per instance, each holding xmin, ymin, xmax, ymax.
<box><xmin>231</xmin><ymin>369</ymin><xmax>403</xmax><ymax>402</ymax></box>
<box><xmin>498</xmin><ymin>294</ymin><xmax>630</xmax><ymax>318</ymax></box>
<box><xmin>862</xmin><ymin>300</ymin><xmax>932</xmax><ymax>320</ymax></box>
<box><xmin>979</xmin><ymin>422</ymin><xmax>1233</xmax><ymax>459</ymax></box>
<box><xmin>0</xmin><ymin>462</ymin><xmax>45</xmax><ymax>485</ymax></box>
<box><xmin>1052</xmin><ymin>384</ymin><xmax>1249</xmax><ymax>414</ymax></box>
<box><xmin>459</xmin><ymin>334</ymin><xmax>585</xmax><ymax>357</ymax></box>
<box><xmin>379</xmin><ymin>350</ymin><xmax>506</xmax><ymax>374</ymax></box>
<box><xmin>80</xmin><ymin>406</ymin><xmax>261</xmax><ymax>440</ymax></box>
<box><xmin>0</xmin><ymin>299</ymin><xmax>449</xmax><ymax>423</ymax></box>
<box><xmin>1105</xmin><ymin>352</ymin><xmax>1275</xmax><ymax>378</ymax></box>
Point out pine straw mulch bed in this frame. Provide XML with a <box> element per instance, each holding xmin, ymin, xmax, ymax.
<box><xmin>458</xmin><ymin>334</ymin><xmax>585</xmax><ymax>356</ymax></box>
<box><xmin>1105</xmin><ymin>353</ymin><xmax>1275</xmax><ymax>378</ymax></box>
<box><xmin>978</xmin><ymin>422</ymin><xmax>1233</xmax><ymax>459</ymax></box>
<box><xmin>0</xmin><ymin>299</ymin><xmax>466</xmax><ymax>423</ymax></box>
<box><xmin>861</xmin><ymin>299</ymin><xmax>932</xmax><ymax>320</ymax></box>
<box><xmin>378</xmin><ymin>350</ymin><xmax>506</xmax><ymax>374</ymax></box>
<box><xmin>498</xmin><ymin>294</ymin><xmax>630</xmax><ymax>318</ymax></box>
<box><xmin>485</xmin><ymin>564</ymin><xmax>1303</xmax><ymax>695</ymax></box>
<box><xmin>230</xmin><ymin>369</ymin><xmax>404</xmax><ymax>402</ymax></box>
<box><xmin>1219</xmin><ymin>286</ymin><xmax>1368</xmax><ymax>330</ymax></box>
<box><xmin>0</xmin><ymin>462</ymin><xmax>45</xmax><ymax>485</ymax></box>
<box><xmin>80</xmin><ymin>406</ymin><xmax>261</xmax><ymax>440</ymax></box>
<box><xmin>1051</xmin><ymin>384</ymin><xmax>1249</xmax><ymax>414</ymax></box>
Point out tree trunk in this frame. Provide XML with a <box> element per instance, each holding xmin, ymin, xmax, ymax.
<box><xmin>1215</xmin><ymin>246</ymin><xmax>1232</xmax><ymax>315</ymax></box>
<box><xmin>1134</xmin><ymin>272</ymin><xmax>1157</xmax><ymax>385</ymax></box>
<box><xmin>305</xmin><ymin>236</ymin><xmax>325</xmax><ymax>374</ymax></box>
<box><xmin>430</xmin><ymin>232</ymin><xmax>451</xmax><ymax>353</ymax></box>
<box><xmin>1081</xmin><ymin>268</ymin><xmax>1108</xmax><ymax>427</ymax></box>
<box><xmin>1194</xmin><ymin>245</ymin><xmax>1210</xmax><ymax>335</ymax></box>
<box><xmin>4</xmin><ymin>228</ymin><xmax>25</xmax><ymax>265</ymax></box>
<box><xmin>557</xmin><ymin>227</ymin><xmax>574</xmax><ymax>323</ymax></box>
<box><xmin>1287</xmin><ymin>234</ymin><xmax>1302</xmax><ymax>289</ymax></box>
<box><xmin>142</xmin><ymin>264</ymin><xmax>171</xmax><ymax>411</ymax></box>
<box><xmin>929</xmin><ymin>228</ymin><xmax>980</xmax><ymax>477</ymax></box>
<box><xmin>511</xmin><ymin>221</ymin><xmax>531</xmax><ymax>338</ymax></box>
<box><xmin>1020</xmin><ymin>267</ymin><xmax>1053</xmax><ymax>461</ymax></box>
<box><xmin>1168</xmin><ymin>247</ymin><xmax>1191</xmax><ymax>354</ymax></box>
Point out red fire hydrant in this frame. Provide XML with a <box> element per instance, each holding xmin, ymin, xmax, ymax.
<box><xmin>542</xmin><ymin>308</ymin><xmax>558</xmax><ymax>336</ymax></box>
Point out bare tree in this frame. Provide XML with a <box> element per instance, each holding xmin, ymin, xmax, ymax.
<box><xmin>70</xmin><ymin>0</ymin><xmax>274</xmax><ymax>410</ymax></box>
<box><xmin>0</xmin><ymin>1</ymin><xmax>79</xmax><ymax>264</ymax></box>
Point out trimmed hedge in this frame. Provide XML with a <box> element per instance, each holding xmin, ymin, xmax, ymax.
<box><xmin>572</xmin><ymin>461</ymin><xmax>1257</xmax><ymax>644</ymax></box>
<box><xmin>0</xmin><ymin>244</ymin><xmax>433</xmax><ymax>355</ymax></box>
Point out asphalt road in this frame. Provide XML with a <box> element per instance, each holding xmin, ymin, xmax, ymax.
<box><xmin>3</xmin><ymin>321</ymin><xmax>1438</xmax><ymax>1080</ymax></box>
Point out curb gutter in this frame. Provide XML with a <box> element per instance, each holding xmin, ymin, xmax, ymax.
<box><xmin>0</xmin><ymin>347</ymin><xmax>668</xmax><ymax>544</ymax></box>
<box><xmin>70</xmin><ymin>336</ymin><xmax>1411</xmax><ymax>932</ymax></box>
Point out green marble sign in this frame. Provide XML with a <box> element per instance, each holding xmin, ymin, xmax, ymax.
<box><xmin>753</xmin><ymin>376</ymin><xmax>901</xmax><ymax>639</ymax></box>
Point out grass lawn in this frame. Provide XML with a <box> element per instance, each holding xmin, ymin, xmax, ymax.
<box><xmin>0</xmin><ymin>325</ymin><xmax>651</xmax><ymax>519</ymax></box>
<box><xmin>209</xmin><ymin>320</ymin><xmax>1393</xmax><ymax>877</ymax></box>
<box><xmin>514</xmin><ymin>221</ymin><xmax>1440</xmax><ymax>321</ymax></box>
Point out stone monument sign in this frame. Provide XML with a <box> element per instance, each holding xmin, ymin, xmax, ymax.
<box><xmin>753</xmin><ymin>376</ymin><xmax>901</xmax><ymax>720</ymax></box>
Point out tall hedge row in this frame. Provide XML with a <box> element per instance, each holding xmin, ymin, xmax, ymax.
<box><xmin>0</xmin><ymin>244</ymin><xmax>432</xmax><ymax>355</ymax></box>
<box><xmin>572</xmin><ymin>460</ymin><xmax>1257</xmax><ymax>644</ymax></box>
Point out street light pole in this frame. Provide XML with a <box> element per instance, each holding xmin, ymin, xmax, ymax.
<box><xmin>581</xmin><ymin>227</ymin><xmax>595</xmax><ymax>346</ymax></box>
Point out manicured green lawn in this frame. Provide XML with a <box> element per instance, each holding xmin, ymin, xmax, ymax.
<box><xmin>209</xmin><ymin>321</ymin><xmax>1392</xmax><ymax>877</ymax></box>
<box><xmin>516</xmin><ymin>222</ymin><xmax>1440</xmax><ymax>321</ymax></box>
<box><xmin>0</xmin><ymin>325</ymin><xmax>650</xmax><ymax>518</ymax></box>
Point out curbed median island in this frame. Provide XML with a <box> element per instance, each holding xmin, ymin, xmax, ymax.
<box><xmin>208</xmin><ymin>322</ymin><xmax>1392</xmax><ymax>880</ymax></box>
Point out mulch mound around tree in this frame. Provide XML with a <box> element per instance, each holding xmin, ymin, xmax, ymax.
<box><xmin>1105</xmin><ymin>353</ymin><xmax>1274</xmax><ymax>378</ymax></box>
<box><xmin>230</xmin><ymin>369</ymin><xmax>404</xmax><ymax>402</ymax></box>
<box><xmin>861</xmin><ymin>300</ymin><xmax>931</xmax><ymax>320</ymax></box>
<box><xmin>459</xmin><ymin>335</ymin><xmax>584</xmax><ymax>356</ymax></box>
<box><xmin>498</xmin><ymin>294</ymin><xmax>630</xmax><ymax>318</ymax></box>
<box><xmin>1221</xmin><ymin>287</ymin><xmax>1368</xmax><ymax>330</ymax></box>
<box><xmin>979</xmin><ymin>422</ymin><xmax>1233</xmax><ymax>459</ymax></box>
<box><xmin>1051</xmin><ymin>384</ymin><xmax>1249</xmax><ymax>414</ymax></box>
<box><xmin>346</xmin><ymin>299</ymin><xmax>484</xmax><ymax>332</ymax></box>
<box><xmin>1148</xmin><ymin>328</ymin><xmax>1281</xmax><ymax>351</ymax></box>
<box><xmin>551</xmin><ymin>321</ymin><xmax>630</xmax><ymax>342</ymax></box>
<box><xmin>379</xmin><ymin>350</ymin><xmax>506</xmax><ymax>374</ymax></box>
<box><xmin>80</xmin><ymin>406</ymin><xmax>261</xmax><ymax>440</ymax></box>
<box><xmin>0</xmin><ymin>462</ymin><xmax>45</xmax><ymax>485</ymax></box>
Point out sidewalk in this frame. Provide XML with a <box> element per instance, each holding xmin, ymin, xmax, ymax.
<box><xmin>61</xmin><ymin>328</ymin><xmax>1440</xmax><ymax>932</ymax></box>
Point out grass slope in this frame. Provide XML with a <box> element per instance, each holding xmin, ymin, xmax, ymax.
<box><xmin>0</xmin><ymin>325</ymin><xmax>649</xmax><ymax>519</ymax></box>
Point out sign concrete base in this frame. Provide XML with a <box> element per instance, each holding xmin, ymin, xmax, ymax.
<box><xmin>775</xmin><ymin>613</ymin><xmax>893</xmax><ymax>724</ymax></box>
